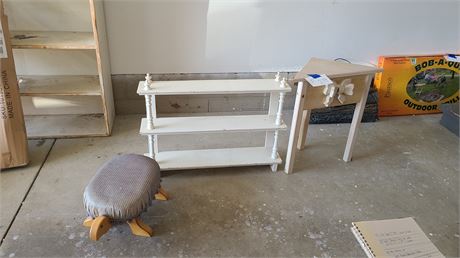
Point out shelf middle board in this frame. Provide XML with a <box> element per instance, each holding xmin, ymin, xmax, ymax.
<box><xmin>140</xmin><ymin>115</ymin><xmax>287</xmax><ymax>135</ymax></box>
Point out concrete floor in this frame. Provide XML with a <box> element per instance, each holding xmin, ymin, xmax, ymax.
<box><xmin>0</xmin><ymin>114</ymin><xmax>458</xmax><ymax>257</ymax></box>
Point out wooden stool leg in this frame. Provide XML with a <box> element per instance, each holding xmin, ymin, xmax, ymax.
<box><xmin>83</xmin><ymin>217</ymin><xmax>94</xmax><ymax>228</ymax></box>
<box><xmin>127</xmin><ymin>218</ymin><xmax>153</xmax><ymax>237</ymax></box>
<box><xmin>154</xmin><ymin>186</ymin><xmax>168</xmax><ymax>201</ymax></box>
<box><xmin>89</xmin><ymin>216</ymin><xmax>111</xmax><ymax>241</ymax></box>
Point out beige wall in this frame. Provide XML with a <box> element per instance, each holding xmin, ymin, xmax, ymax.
<box><xmin>104</xmin><ymin>0</ymin><xmax>460</xmax><ymax>74</ymax></box>
<box><xmin>5</xmin><ymin>0</ymin><xmax>460</xmax><ymax>75</ymax></box>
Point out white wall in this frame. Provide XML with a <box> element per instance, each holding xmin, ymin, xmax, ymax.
<box><xmin>5</xmin><ymin>0</ymin><xmax>96</xmax><ymax>76</ymax></box>
<box><xmin>5</xmin><ymin>0</ymin><xmax>92</xmax><ymax>32</ymax></box>
<box><xmin>105</xmin><ymin>0</ymin><xmax>460</xmax><ymax>74</ymax></box>
<box><xmin>5</xmin><ymin>0</ymin><xmax>460</xmax><ymax>75</ymax></box>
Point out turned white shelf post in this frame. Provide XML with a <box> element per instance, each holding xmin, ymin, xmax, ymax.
<box><xmin>144</xmin><ymin>74</ymin><xmax>155</xmax><ymax>158</ymax></box>
<box><xmin>270</xmin><ymin>77</ymin><xmax>287</xmax><ymax>171</ymax></box>
<box><xmin>144</xmin><ymin>74</ymin><xmax>154</xmax><ymax>128</ymax></box>
<box><xmin>145</xmin><ymin>95</ymin><xmax>153</xmax><ymax>130</ymax></box>
<box><xmin>147</xmin><ymin>135</ymin><xmax>155</xmax><ymax>159</ymax></box>
<box><xmin>275</xmin><ymin>78</ymin><xmax>287</xmax><ymax>126</ymax></box>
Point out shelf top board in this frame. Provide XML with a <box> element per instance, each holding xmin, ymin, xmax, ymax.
<box><xmin>18</xmin><ymin>75</ymin><xmax>101</xmax><ymax>96</ymax></box>
<box><xmin>149</xmin><ymin>147</ymin><xmax>281</xmax><ymax>171</ymax></box>
<box><xmin>10</xmin><ymin>31</ymin><xmax>96</xmax><ymax>50</ymax></box>
<box><xmin>293</xmin><ymin>58</ymin><xmax>383</xmax><ymax>82</ymax></box>
<box><xmin>139</xmin><ymin>115</ymin><xmax>287</xmax><ymax>135</ymax></box>
<box><xmin>137</xmin><ymin>79</ymin><xmax>292</xmax><ymax>95</ymax></box>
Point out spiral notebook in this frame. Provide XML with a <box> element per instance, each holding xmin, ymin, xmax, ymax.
<box><xmin>351</xmin><ymin>217</ymin><xmax>444</xmax><ymax>258</ymax></box>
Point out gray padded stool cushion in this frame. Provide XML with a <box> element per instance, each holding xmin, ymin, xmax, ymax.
<box><xmin>83</xmin><ymin>154</ymin><xmax>161</xmax><ymax>220</ymax></box>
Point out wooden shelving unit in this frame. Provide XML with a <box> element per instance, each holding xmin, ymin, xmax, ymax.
<box><xmin>137</xmin><ymin>76</ymin><xmax>291</xmax><ymax>172</ymax></box>
<box><xmin>5</xmin><ymin>0</ymin><xmax>114</xmax><ymax>138</ymax></box>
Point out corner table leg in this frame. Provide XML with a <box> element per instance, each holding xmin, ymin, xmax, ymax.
<box><xmin>297</xmin><ymin>110</ymin><xmax>311</xmax><ymax>150</ymax></box>
<box><xmin>284</xmin><ymin>81</ymin><xmax>307</xmax><ymax>174</ymax></box>
<box><xmin>343</xmin><ymin>75</ymin><xmax>372</xmax><ymax>162</ymax></box>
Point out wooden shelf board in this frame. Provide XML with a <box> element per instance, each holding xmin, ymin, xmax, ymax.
<box><xmin>140</xmin><ymin>115</ymin><xmax>287</xmax><ymax>135</ymax></box>
<box><xmin>10</xmin><ymin>31</ymin><xmax>96</xmax><ymax>50</ymax></box>
<box><xmin>146</xmin><ymin>147</ymin><xmax>281</xmax><ymax>171</ymax></box>
<box><xmin>18</xmin><ymin>75</ymin><xmax>101</xmax><ymax>96</ymax></box>
<box><xmin>25</xmin><ymin>114</ymin><xmax>107</xmax><ymax>139</ymax></box>
<box><xmin>137</xmin><ymin>79</ymin><xmax>292</xmax><ymax>95</ymax></box>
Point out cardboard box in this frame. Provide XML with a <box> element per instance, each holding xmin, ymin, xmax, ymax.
<box><xmin>0</xmin><ymin>2</ymin><xmax>28</xmax><ymax>169</ymax></box>
<box><xmin>375</xmin><ymin>54</ymin><xmax>459</xmax><ymax>116</ymax></box>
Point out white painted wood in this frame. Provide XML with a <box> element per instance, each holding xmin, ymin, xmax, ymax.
<box><xmin>275</xmin><ymin>92</ymin><xmax>286</xmax><ymax>126</ymax></box>
<box><xmin>284</xmin><ymin>81</ymin><xmax>306</xmax><ymax>174</ymax></box>
<box><xmin>270</xmin><ymin>88</ymin><xmax>286</xmax><ymax>170</ymax></box>
<box><xmin>264</xmin><ymin>92</ymin><xmax>279</xmax><ymax>151</ymax></box>
<box><xmin>271</xmin><ymin>131</ymin><xmax>280</xmax><ymax>159</ymax></box>
<box><xmin>287</xmin><ymin>59</ymin><xmax>382</xmax><ymax>173</ymax></box>
<box><xmin>18</xmin><ymin>75</ymin><xmax>101</xmax><ymax>96</ymax></box>
<box><xmin>24</xmin><ymin>114</ymin><xmax>107</xmax><ymax>139</ymax></box>
<box><xmin>139</xmin><ymin>77</ymin><xmax>290</xmax><ymax>171</ymax></box>
<box><xmin>293</xmin><ymin>57</ymin><xmax>383</xmax><ymax>82</ymax></box>
<box><xmin>147</xmin><ymin>135</ymin><xmax>155</xmax><ymax>159</ymax></box>
<box><xmin>304</xmin><ymin>77</ymin><xmax>369</xmax><ymax>111</ymax></box>
<box><xmin>144</xmin><ymin>73</ymin><xmax>153</xmax><ymax>90</ymax></box>
<box><xmin>144</xmin><ymin>95</ymin><xmax>153</xmax><ymax>130</ymax></box>
<box><xmin>297</xmin><ymin>110</ymin><xmax>310</xmax><ymax>150</ymax></box>
<box><xmin>149</xmin><ymin>93</ymin><xmax>157</xmax><ymax>116</ymax></box>
<box><xmin>150</xmin><ymin>94</ymin><xmax>159</xmax><ymax>154</ymax></box>
<box><xmin>343</xmin><ymin>75</ymin><xmax>372</xmax><ymax>162</ymax></box>
<box><xmin>140</xmin><ymin>115</ymin><xmax>287</xmax><ymax>135</ymax></box>
<box><xmin>137</xmin><ymin>79</ymin><xmax>292</xmax><ymax>95</ymax></box>
<box><xmin>10</xmin><ymin>31</ymin><xmax>96</xmax><ymax>50</ymax></box>
<box><xmin>146</xmin><ymin>147</ymin><xmax>282</xmax><ymax>171</ymax></box>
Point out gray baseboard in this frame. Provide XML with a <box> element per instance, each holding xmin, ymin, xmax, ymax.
<box><xmin>112</xmin><ymin>73</ymin><xmax>378</xmax><ymax>123</ymax></box>
<box><xmin>440</xmin><ymin>103</ymin><xmax>459</xmax><ymax>136</ymax></box>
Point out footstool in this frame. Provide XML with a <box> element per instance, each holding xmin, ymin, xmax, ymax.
<box><xmin>82</xmin><ymin>154</ymin><xmax>168</xmax><ymax>240</ymax></box>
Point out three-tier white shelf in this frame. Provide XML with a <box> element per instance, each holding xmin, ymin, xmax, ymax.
<box><xmin>137</xmin><ymin>74</ymin><xmax>291</xmax><ymax>172</ymax></box>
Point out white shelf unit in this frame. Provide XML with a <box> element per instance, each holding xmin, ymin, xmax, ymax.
<box><xmin>5</xmin><ymin>0</ymin><xmax>114</xmax><ymax>138</ymax></box>
<box><xmin>137</xmin><ymin>76</ymin><xmax>291</xmax><ymax>172</ymax></box>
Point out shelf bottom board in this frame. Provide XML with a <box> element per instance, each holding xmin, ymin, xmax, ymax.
<box><xmin>25</xmin><ymin>114</ymin><xmax>108</xmax><ymax>139</ymax></box>
<box><xmin>146</xmin><ymin>147</ymin><xmax>281</xmax><ymax>171</ymax></box>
